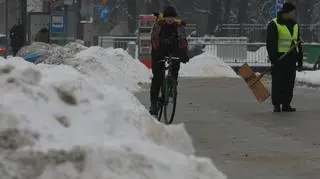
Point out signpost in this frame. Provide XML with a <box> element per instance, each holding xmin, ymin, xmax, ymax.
<box><xmin>270</xmin><ymin>0</ymin><xmax>286</xmax><ymax>18</ymax></box>
<box><xmin>270</xmin><ymin>7</ymin><xmax>277</xmax><ymax>18</ymax></box>
<box><xmin>51</xmin><ymin>14</ymin><xmax>65</xmax><ymax>33</ymax></box>
<box><xmin>49</xmin><ymin>2</ymin><xmax>77</xmax><ymax>45</ymax></box>
<box><xmin>276</xmin><ymin>0</ymin><xmax>286</xmax><ymax>13</ymax></box>
<box><xmin>99</xmin><ymin>6</ymin><xmax>110</xmax><ymax>23</ymax></box>
<box><xmin>94</xmin><ymin>0</ymin><xmax>112</xmax><ymax>24</ymax></box>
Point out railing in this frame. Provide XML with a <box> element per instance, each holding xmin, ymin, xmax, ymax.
<box><xmin>98</xmin><ymin>36</ymin><xmax>138</xmax><ymax>50</ymax></box>
<box><xmin>214</xmin><ymin>42</ymin><xmax>269</xmax><ymax>66</ymax></box>
<box><xmin>97</xmin><ymin>36</ymin><xmax>270</xmax><ymax>66</ymax></box>
<box><xmin>217</xmin><ymin>24</ymin><xmax>320</xmax><ymax>42</ymax></box>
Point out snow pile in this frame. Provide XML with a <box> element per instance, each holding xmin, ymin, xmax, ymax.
<box><xmin>16</xmin><ymin>43</ymin><xmax>150</xmax><ymax>90</ymax></box>
<box><xmin>65</xmin><ymin>46</ymin><xmax>151</xmax><ymax>91</ymax></box>
<box><xmin>0</xmin><ymin>58</ymin><xmax>226</xmax><ymax>179</ymax></box>
<box><xmin>296</xmin><ymin>70</ymin><xmax>320</xmax><ymax>86</ymax></box>
<box><xmin>180</xmin><ymin>52</ymin><xmax>238</xmax><ymax>78</ymax></box>
<box><xmin>16</xmin><ymin>42</ymin><xmax>88</xmax><ymax>65</ymax></box>
<box><xmin>247</xmin><ymin>46</ymin><xmax>269</xmax><ymax>63</ymax></box>
<box><xmin>188</xmin><ymin>39</ymin><xmax>206</xmax><ymax>58</ymax></box>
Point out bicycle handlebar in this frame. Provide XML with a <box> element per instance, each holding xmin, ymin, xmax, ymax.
<box><xmin>159</xmin><ymin>56</ymin><xmax>180</xmax><ymax>63</ymax></box>
<box><xmin>164</xmin><ymin>56</ymin><xmax>180</xmax><ymax>60</ymax></box>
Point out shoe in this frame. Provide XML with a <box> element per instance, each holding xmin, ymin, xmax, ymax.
<box><xmin>149</xmin><ymin>103</ymin><xmax>158</xmax><ymax>116</ymax></box>
<box><xmin>273</xmin><ymin>105</ymin><xmax>281</xmax><ymax>112</ymax></box>
<box><xmin>282</xmin><ymin>106</ymin><xmax>296</xmax><ymax>112</ymax></box>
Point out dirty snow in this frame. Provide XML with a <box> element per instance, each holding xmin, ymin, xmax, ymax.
<box><xmin>65</xmin><ymin>46</ymin><xmax>151</xmax><ymax>91</ymax></box>
<box><xmin>180</xmin><ymin>52</ymin><xmax>238</xmax><ymax>78</ymax></box>
<box><xmin>16</xmin><ymin>43</ymin><xmax>151</xmax><ymax>91</ymax></box>
<box><xmin>0</xmin><ymin>57</ymin><xmax>226</xmax><ymax>179</ymax></box>
<box><xmin>296</xmin><ymin>70</ymin><xmax>320</xmax><ymax>86</ymax></box>
<box><xmin>16</xmin><ymin>42</ymin><xmax>88</xmax><ymax>65</ymax></box>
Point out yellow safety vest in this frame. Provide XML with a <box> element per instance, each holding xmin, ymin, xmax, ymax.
<box><xmin>272</xmin><ymin>18</ymin><xmax>299</xmax><ymax>53</ymax></box>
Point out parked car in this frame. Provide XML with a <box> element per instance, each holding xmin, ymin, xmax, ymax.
<box><xmin>0</xmin><ymin>34</ymin><xmax>7</xmax><ymax>57</ymax></box>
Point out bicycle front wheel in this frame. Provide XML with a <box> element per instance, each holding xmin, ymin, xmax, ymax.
<box><xmin>163</xmin><ymin>77</ymin><xmax>178</xmax><ymax>124</ymax></box>
<box><xmin>157</xmin><ymin>85</ymin><xmax>164</xmax><ymax>121</ymax></box>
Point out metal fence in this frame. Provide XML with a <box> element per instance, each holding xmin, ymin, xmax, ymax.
<box><xmin>217</xmin><ymin>24</ymin><xmax>320</xmax><ymax>42</ymax></box>
<box><xmin>98</xmin><ymin>36</ymin><xmax>272</xmax><ymax>66</ymax></box>
<box><xmin>98</xmin><ymin>36</ymin><xmax>137</xmax><ymax>49</ymax></box>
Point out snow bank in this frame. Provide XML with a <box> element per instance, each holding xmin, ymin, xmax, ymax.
<box><xmin>180</xmin><ymin>52</ymin><xmax>238</xmax><ymax>78</ymax></box>
<box><xmin>16</xmin><ymin>43</ymin><xmax>150</xmax><ymax>91</ymax></box>
<box><xmin>65</xmin><ymin>46</ymin><xmax>151</xmax><ymax>91</ymax></box>
<box><xmin>296</xmin><ymin>70</ymin><xmax>320</xmax><ymax>86</ymax></box>
<box><xmin>0</xmin><ymin>58</ymin><xmax>226</xmax><ymax>179</ymax></box>
<box><xmin>16</xmin><ymin>42</ymin><xmax>88</xmax><ymax>65</ymax></box>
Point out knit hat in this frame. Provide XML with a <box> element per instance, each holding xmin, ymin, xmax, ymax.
<box><xmin>281</xmin><ymin>2</ymin><xmax>296</xmax><ymax>13</ymax></box>
<box><xmin>163</xmin><ymin>6</ymin><xmax>177</xmax><ymax>17</ymax></box>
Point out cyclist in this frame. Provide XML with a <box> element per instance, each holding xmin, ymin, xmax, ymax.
<box><xmin>149</xmin><ymin>6</ymin><xmax>189</xmax><ymax>115</ymax></box>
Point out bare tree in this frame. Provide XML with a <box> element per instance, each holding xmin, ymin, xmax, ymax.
<box><xmin>207</xmin><ymin>0</ymin><xmax>223</xmax><ymax>35</ymax></box>
<box><xmin>145</xmin><ymin>0</ymin><xmax>160</xmax><ymax>13</ymax></box>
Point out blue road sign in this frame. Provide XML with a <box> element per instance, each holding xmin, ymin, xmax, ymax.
<box><xmin>50</xmin><ymin>15</ymin><xmax>65</xmax><ymax>33</ymax></box>
<box><xmin>276</xmin><ymin>0</ymin><xmax>285</xmax><ymax>12</ymax></box>
<box><xmin>270</xmin><ymin>7</ymin><xmax>277</xmax><ymax>18</ymax></box>
<box><xmin>99</xmin><ymin>6</ymin><xmax>110</xmax><ymax>23</ymax></box>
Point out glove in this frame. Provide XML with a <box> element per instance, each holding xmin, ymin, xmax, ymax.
<box><xmin>297</xmin><ymin>57</ymin><xmax>303</xmax><ymax>71</ymax></box>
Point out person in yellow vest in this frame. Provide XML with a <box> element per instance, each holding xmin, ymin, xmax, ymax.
<box><xmin>266</xmin><ymin>2</ymin><xmax>303</xmax><ymax>113</ymax></box>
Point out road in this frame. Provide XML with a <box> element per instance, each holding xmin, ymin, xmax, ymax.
<box><xmin>136</xmin><ymin>77</ymin><xmax>320</xmax><ymax>179</ymax></box>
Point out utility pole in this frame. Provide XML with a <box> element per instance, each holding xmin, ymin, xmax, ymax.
<box><xmin>159</xmin><ymin>0</ymin><xmax>164</xmax><ymax>11</ymax></box>
<box><xmin>5</xmin><ymin>0</ymin><xmax>8</xmax><ymax>57</ymax></box>
<box><xmin>20</xmin><ymin>0</ymin><xmax>27</xmax><ymax>44</ymax></box>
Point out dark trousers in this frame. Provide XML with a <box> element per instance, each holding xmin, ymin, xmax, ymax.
<box><xmin>11</xmin><ymin>41</ymin><xmax>24</xmax><ymax>56</ymax></box>
<box><xmin>271</xmin><ymin>67</ymin><xmax>296</xmax><ymax>107</ymax></box>
<box><xmin>150</xmin><ymin>47</ymin><xmax>180</xmax><ymax>105</ymax></box>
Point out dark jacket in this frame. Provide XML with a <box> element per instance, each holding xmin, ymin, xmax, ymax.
<box><xmin>10</xmin><ymin>24</ymin><xmax>25</xmax><ymax>48</ymax></box>
<box><xmin>266</xmin><ymin>11</ymin><xmax>303</xmax><ymax>68</ymax></box>
<box><xmin>35</xmin><ymin>28</ymin><xmax>50</xmax><ymax>43</ymax></box>
<box><xmin>151</xmin><ymin>17</ymin><xmax>189</xmax><ymax>62</ymax></box>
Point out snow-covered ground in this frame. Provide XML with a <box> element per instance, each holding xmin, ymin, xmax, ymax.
<box><xmin>0</xmin><ymin>44</ymin><xmax>226</xmax><ymax>179</ymax></box>
<box><xmin>180</xmin><ymin>52</ymin><xmax>238</xmax><ymax>78</ymax></box>
<box><xmin>65</xmin><ymin>46</ymin><xmax>151</xmax><ymax>91</ymax></box>
<box><xmin>296</xmin><ymin>70</ymin><xmax>320</xmax><ymax>86</ymax></box>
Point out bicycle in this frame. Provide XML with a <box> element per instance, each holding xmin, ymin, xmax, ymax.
<box><xmin>156</xmin><ymin>56</ymin><xmax>180</xmax><ymax>124</ymax></box>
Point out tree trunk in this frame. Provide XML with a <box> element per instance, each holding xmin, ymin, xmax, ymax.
<box><xmin>145</xmin><ymin>0</ymin><xmax>160</xmax><ymax>14</ymax></box>
<box><xmin>207</xmin><ymin>0</ymin><xmax>222</xmax><ymax>35</ymax></box>
<box><xmin>223</xmin><ymin>0</ymin><xmax>231</xmax><ymax>24</ymax></box>
<box><xmin>238</xmin><ymin>0</ymin><xmax>248</xmax><ymax>24</ymax></box>
<box><xmin>297</xmin><ymin>0</ymin><xmax>312</xmax><ymax>41</ymax></box>
<box><xmin>127</xmin><ymin>0</ymin><xmax>136</xmax><ymax>34</ymax></box>
<box><xmin>238</xmin><ymin>0</ymin><xmax>249</xmax><ymax>36</ymax></box>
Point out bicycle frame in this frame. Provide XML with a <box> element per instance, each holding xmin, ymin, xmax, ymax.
<box><xmin>156</xmin><ymin>55</ymin><xmax>180</xmax><ymax>124</ymax></box>
<box><xmin>159</xmin><ymin>56</ymin><xmax>180</xmax><ymax>79</ymax></box>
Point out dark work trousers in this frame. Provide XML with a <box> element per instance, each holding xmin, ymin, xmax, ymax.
<box><xmin>11</xmin><ymin>40</ymin><xmax>24</xmax><ymax>56</ymax></box>
<box><xmin>150</xmin><ymin>47</ymin><xmax>180</xmax><ymax>105</ymax></box>
<box><xmin>271</xmin><ymin>65</ymin><xmax>296</xmax><ymax>107</ymax></box>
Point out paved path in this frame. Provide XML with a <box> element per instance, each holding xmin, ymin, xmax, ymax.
<box><xmin>136</xmin><ymin>77</ymin><xmax>320</xmax><ymax>179</ymax></box>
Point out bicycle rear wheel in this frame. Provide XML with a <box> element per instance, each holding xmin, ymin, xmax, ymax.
<box><xmin>163</xmin><ymin>77</ymin><xmax>178</xmax><ymax>124</ymax></box>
